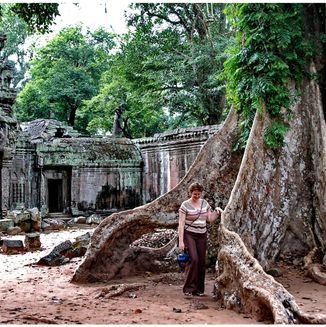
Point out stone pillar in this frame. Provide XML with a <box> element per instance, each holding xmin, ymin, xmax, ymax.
<box><xmin>71</xmin><ymin>167</ymin><xmax>81</xmax><ymax>215</ymax></box>
<box><xmin>1</xmin><ymin>158</ymin><xmax>12</xmax><ymax>213</ymax></box>
<box><xmin>40</xmin><ymin>167</ymin><xmax>47</xmax><ymax>211</ymax></box>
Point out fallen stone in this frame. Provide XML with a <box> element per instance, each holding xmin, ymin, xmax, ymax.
<box><xmin>73</xmin><ymin>232</ymin><xmax>91</xmax><ymax>247</ymax></box>
<box><xmin>6</xmin><ymin>226</ymin><xmax>22</xmax><ymax>235</ymax></box>
<box><xmin>19</xmin><ymin>220</ymin><xmax>32</xmax><ymax>233</ymax></box>
<box><xmin>25</xmin><ymin>232</ymin><xmax>41</xmax><ymax>250</ymax></box>
<box><xmin>37</xmin><ymin>254</ymin><xmax>70</xmax><ymax>266</ymax></box>
<box><xmin>172</xmin><ymin>308</ymin><xmax>182</xmax><ymax>313</ymax></box>
<box><xmin>64</xmin><ymin>232</ymin><xmax>91</xmax><ymax>258</ymax></box>
<box><xmin>74</xmin><ymin>216</ymin><xmax>87</xmax><ymax>224</ymax></box>
<box><xmin>2</xmin><ymin>239</ymin><xmax>25</xmax><ymax>254</ymax></box>
<box><xmin>36</xmin><ymin>240</ymin><xmax>72</xmax><ymax>266</ymax></box>
<box><xmin>0</xmin><ymin>219</ymin><xmax>14</xmax><ymax>232</ymax></box>
<box><xmin>26</xmin><ymin>208</ymin><xmax>41</xmax><ymax>222</ymax></box>
<box><xmin>42</xmin><ymin>218</ymin><xmax>65</xmax><ymax>231</ymax></box>
<box><xmin>64</xmin><ymin>247</ymin><xmax>87</xmax><ymax>259</ymax></box>
<box><xmin>31</xmin><ymin>219</ymin><xmax>41</xmax><ymax>232</ymax></box>
<box><xmin>8</xmin><ymin>211</ymin><xmax>31</xmax><ymax>224</ymax></box>
<box><xmin>66</xmin><ymin>219</ymin><xmax>76</xmax><ymax>226</ymax></box>
<box><xmin>86</xmin><ymin>214</ymin><xmax>103</xmax><ymax>225</ymax></box>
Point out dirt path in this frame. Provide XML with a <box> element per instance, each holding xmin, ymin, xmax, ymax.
<box><xmin>0</xmin><ymin>229</ymin><xmax>325</xmax><ymax>324</ymax></box>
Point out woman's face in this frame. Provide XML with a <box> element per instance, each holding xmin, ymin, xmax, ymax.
<box><xmin>191</xmin><ymin>190</ymin><xmax>202</xmax><ymax>201</ymax></box>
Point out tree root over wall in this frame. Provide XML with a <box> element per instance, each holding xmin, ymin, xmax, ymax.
<box><xmin>72</xmin><ymin>107</ymin><xmax>241</xmax><ymax>283</ymax></box>
<box><xmin>72</xmin><ymin>70</ymin><xmax>326</xmax><ymax>323</ymax></box>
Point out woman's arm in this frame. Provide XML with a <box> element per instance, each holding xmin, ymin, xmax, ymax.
<box><xmin>178</xmin><ymin>210</ymin><xmax>186</xmax><ymax>250</ymax></box>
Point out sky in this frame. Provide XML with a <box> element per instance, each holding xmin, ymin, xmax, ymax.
<box><xmin>53</xmin><ymin>1</ymin><xmax>131</xmax><ymax>34</ymax></box>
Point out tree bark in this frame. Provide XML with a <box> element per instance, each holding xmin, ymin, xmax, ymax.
<box><xmin>214</xmin><ymin>63</ymin><xmax>326</xmax><ymax>323</ymax></box>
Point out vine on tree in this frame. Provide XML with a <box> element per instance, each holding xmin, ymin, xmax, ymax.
<box><xmin>222</xmin><ymin>4</ymin><xmax>315</xmax><ymax>149</ymax></box>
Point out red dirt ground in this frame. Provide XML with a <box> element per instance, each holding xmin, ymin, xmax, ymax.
<box><xmin>1</xmin><ymin>229</ymin><xmax>325</xmax><ymax>324</ymax></box>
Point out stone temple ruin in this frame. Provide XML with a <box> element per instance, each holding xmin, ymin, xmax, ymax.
<box><xmin>0</xmin><ymin>33</ymin><xmax>218</xmax><ymax>234</ymax></box>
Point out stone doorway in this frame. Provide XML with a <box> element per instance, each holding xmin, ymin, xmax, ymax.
<box><xmin>41</xmin><ymin>168</ymin><xmax>71</xmax><ymax>214</ymax></box>
<box><xmin>48</xmin><ymin>179</ymin><xmax>63</xmax><ymax>212</ymax></box>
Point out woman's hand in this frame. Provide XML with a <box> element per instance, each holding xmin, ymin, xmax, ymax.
<box><xmin>215</xmin><ymin>207</ymin><xmax>224</xmax><ymax>215</ymax></box>
<box><xmin>179</xmin><ymin>239</ymin><xmax>185</xmax><ymax>251</ymax></box>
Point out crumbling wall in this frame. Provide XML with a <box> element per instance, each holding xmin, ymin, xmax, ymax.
<box><xmin>134</xmin><ymin>125</ymin><xmax>219</xmax><ymax>203</ymax></box>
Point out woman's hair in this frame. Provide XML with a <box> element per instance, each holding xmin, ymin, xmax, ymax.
<box><xmin>188</xmin><ymin>182</ymin><xmax>204</xmax><ymax>193</ymax></box>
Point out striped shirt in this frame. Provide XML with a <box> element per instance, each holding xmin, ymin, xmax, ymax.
<box><xmin>179</xmin><ymin>199</ymin><xmax>211</xmax><ymax>234</ymax></box>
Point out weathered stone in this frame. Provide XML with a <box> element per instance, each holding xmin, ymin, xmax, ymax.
<box><xmin>74</xmin><ymin>216</ymin><xmax>87</xmax><ymax>224</ymax></box>
<box><xmin>65</xmin><ymin>246</ymin><xmax>87</xmax><ymax>259</ymax></box>
<box><xmin>71</xmin><ymin>207</ymin><xmax>83</xmax><ymax>216</ymax></box>
<box><xmin>72</xmin><ymin>232</ymin><xmax>91</xmax><ymax>248</ymax></box>
<box><xmin>25</xmin><ymin>232</ymin><xmax>41</xmax><ymax>250</ymax></box>
<box><xmin>134</xmin><ymin>124</ymin><xmax>219</xmax><ymax>203</ymax></box>
<box><xmin>6</xmin><ymin>226</ymin><xmax>22</xmax><ymax>235</ymax></box>
<box><xmin>19</xmin><ymin>221</ymin><xmax>32</xmax><ymax>233</ymax></box>
<box><xmin>0</xmin><ymin>219</ymin><xmax>14</xmax><ymax>231</ymax></box>
<box><xmin>37</xmin><ymin>240</ymin><xmax>72</xmax><ymax>266</ymax></box>
<box><xmin>86</xmin><ymin>214</ymin><xmax>102</xmax><ymax>225</ymax></box>
<box><xmin>31</xmin><ymin>219</ymin><xmax>42</xmax><ymax>232</ymax></box>
<box><xmin>40</xmin><ymin>205</ymin><xmax>48</xmax><ymax>218</ymax></box>
<box><xmin>2</xmin><ymin>239</ymin><xmax>25</xmax><ymax>253</ymax></box>
<box><xmin>42</xmin><ymin>218</ymin><xmax>65</xmax><ymax>231</ymax></box>
<box><xmin>66</xmin><ymin>219</ymin><xmax>77</xmax><ymax>226</ymax></box>
<box><xmin>7</xmin><ymin>210</ymin><xmax>31</xmax><ymax>224</ymax></box>
<box><xmin>37</xmin><ymin>254</ymin><xmax>70</xmax><ymax>266</ymax></box>
<box><xmin>26</xmin><ymin>207</ymin><xmax>41</xmax><ymax>222</ymax></box>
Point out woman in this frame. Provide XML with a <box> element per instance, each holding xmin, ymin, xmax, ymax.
<box><xmin>178</xmin><ymin>182</ymin><xmax>223</xmax><ymax>296</ymax></box>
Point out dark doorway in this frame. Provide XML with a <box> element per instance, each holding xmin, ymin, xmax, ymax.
<box><xmin>48</xmin><ymin>179</ymin><xmax>63</xmax><ymax>212</ymax></box>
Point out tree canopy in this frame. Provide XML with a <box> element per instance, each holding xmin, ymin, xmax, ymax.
<box><xmin>12</xmin><ymin>3</ymin><xmax>232</xmax><ymax>137</ymax></box>
<box><xmin>14</xmin><ymin>26</ymin><xmax>115</xmax><ymax>131</ymax></box>
<box><xmin>2</xmin><ymin>3</ymin><xmax>59</xmax><ymax>34</ymax></box>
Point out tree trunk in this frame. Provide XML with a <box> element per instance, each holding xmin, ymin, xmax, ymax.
<box><xmin>215</xmin><ymin>63</ymin><xmax>326</xmax><ymax>323</ymax></box>
<box><xmin>72</xmin><ymin>107</ymin><xmax>242</xmax><ymax>283</ymax></box>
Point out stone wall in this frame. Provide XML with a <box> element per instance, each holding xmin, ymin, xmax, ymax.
<box><xmin>134</xmin><ymin>125</ymin><xmax>219</xmax><ymax>203</ymax></box>
<box><xmin>4</xmin><ymin>117</ymin><xmax>219</xmax><ymax>218</ymax></box>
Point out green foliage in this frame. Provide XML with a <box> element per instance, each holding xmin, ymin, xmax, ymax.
<box><xmin>0</xmin><ymin>8</ymin><xmax>30</xmax><ymax>88</ymax></box>
<box><xmin>14</xmin><ymin>26</ymin><xmax>115</xmax><ymax>131</ymax></box>
<box><xmin>264</xmin><ymin>120</ymin><xmax>290</xmax><ymax>149</ymax></box>
<box><xmin>127</xmin><ymin>4</ymin><xmax>229</xmax><ymax>126</ymax></box>
<box><xmin>81</xmin><ymin>3</ymin><xmax>232</xmax><ymax>138</ymax></box>
<box><xmin>79</xmin><ymin>31</ymin><xmax>170</xmax><ymax>138</ymax></box>
<box><xmin>223</xmin><ymin>4</ymin><xmax>315</xmax><ymax>149</ymax></box>
<box><xmin>7</xmin><ymin>3</ymin><xmax>59</xmax><ymax>34</ymax></box>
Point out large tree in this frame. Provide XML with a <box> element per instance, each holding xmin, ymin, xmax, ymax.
<box><xmin>82</xmin><ymin>3</ymin><xmax>231</xmax><ymax>138</ymax></box>
<box><xmin>14</xmin><ymin>25</ymin><xmax>115</xmax><ymax>131</ymax></box>
<box><xmin>72</xmin><ymin>3</ymin><xmax>326</xmax><ymax>324</ymax></box>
